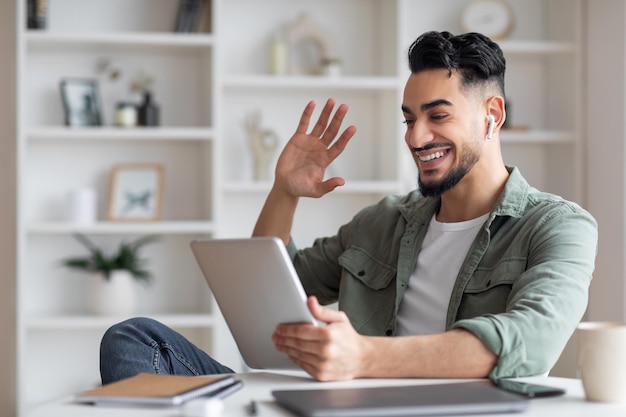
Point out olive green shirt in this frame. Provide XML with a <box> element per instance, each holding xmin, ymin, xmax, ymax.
<box><xmin>287</xmin><ymin>167</ymin><xmax>598</xmax><ymax>379</ymax></box>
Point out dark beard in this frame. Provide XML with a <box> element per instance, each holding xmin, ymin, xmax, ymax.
<box><xmin>418</xmin><ymin>152</ymin><xmax>479</xmax><ymax>197</ymax></box>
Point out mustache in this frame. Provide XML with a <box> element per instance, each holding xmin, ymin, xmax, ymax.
<box><xmin>412</xmin><ymin>142</ymin><xmax>450</xmax><ymax>152</ymax></box>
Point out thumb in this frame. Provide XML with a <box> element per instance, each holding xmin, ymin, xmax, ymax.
<box><xmin>308</xmin><ymin>296</ymin><xmax>347</xmax><ymax>324</ymax></box>
<box><xmin>313</xmin><ymin>177</ymin><xmax>345</xmax><ymax>198</ymax></box>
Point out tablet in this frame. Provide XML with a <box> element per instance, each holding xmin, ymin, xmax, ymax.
<box><xmin>190</xmin><ymin>237</ymin><xmax>318</xmax><ymax>369</ymax></box>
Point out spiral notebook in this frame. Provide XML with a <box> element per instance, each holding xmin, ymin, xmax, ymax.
<box><xmin>74</xmin><ymin>373</ymin><xmax>242</xmax><ymax>407</ymax></box>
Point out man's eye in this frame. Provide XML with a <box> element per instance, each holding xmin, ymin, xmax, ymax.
<box><xmin>403</xmin><ymin>119</ymin><xmax>415</xmax><ymax>126</ymax></box>
<box><xmin>432</xmin><ymin>114</ymin><xmax>447</xmax><ymax>120</ymax></box>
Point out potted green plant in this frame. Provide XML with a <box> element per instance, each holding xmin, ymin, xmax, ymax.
<box><xmin>62</xmin><ymin>233</ymin><xmax>158</xmax><ymax>282</ymax></box>
<box><xmin>61</xmin><ymin>233</ymin><xmax>159</xmax><ymax>315</ymax></box>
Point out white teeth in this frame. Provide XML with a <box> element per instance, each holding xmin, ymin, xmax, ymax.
<box><xmin>419</xmin><ymin>151</ymin><xmax>445</xmax><ymax>162</ymax></box>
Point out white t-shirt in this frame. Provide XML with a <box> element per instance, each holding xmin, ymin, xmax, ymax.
<box><xmin>396</xmin><ymin>212</ymin><xmax>489</xmax><ymax>336</ymax></box>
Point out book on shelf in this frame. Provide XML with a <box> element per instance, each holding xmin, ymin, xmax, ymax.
<box><xmin>74</xmin><ymin>372</ymin><xmax>243</xmax><ymax>407</ymax></box>
<box><xmin>174</xmin><ymin>0</ymin><xmax>205</xmax><ymax>33</ymax></box>
<box><xmin>27</xmin><ymin>0</ymin><xmax>48</xmax><ymax>30</ymax></box>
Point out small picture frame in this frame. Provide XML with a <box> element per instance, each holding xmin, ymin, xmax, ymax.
<box><xmin>59</xmin><ymin>78</ymin><xmax>103</xmax><ymax>127</ymax></box>
<box><xmin>106</xmin><ymin>164</ymin><xmax>164</xmax><ymax>222</ymax></box>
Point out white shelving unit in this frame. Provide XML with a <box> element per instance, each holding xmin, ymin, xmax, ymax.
<box><xmin>15</xmin><ymin>0</ymin><xmax>226</xmax><ymax>415</ymax></box>
<box><xmin>216</xmin><ymin>0</ymin><xmax>406</xmax><ymax>246</ymax></box>
<box><xmin>15</xmin><ymin>0</ymin><xmax>584</xmax><ymax>414</ymax></box>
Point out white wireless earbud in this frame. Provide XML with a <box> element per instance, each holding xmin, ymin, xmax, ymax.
<box><xmin>486</xmin><ymin>115</ymin><xmax>495</xmax><ymax>140</ymax></box>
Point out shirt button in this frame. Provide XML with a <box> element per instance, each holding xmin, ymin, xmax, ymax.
<box><xmin>486</xmin><ymin>280</ymin><xmax>492</xmax><ymax>287</ymax></box>
<box><xmin>385</xmin><ymin>329</ymin><xmax>393</xmax><ymax>336</ymax></box>
<box><xmin>358</xmin><ymin>270</ymin><xmax>365</xmax><ymax>277</ymax></box>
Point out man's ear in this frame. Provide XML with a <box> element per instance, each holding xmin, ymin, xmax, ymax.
<box><xmin>486</xmin><ymin>96</ymin><xmax>506</xmax><ymax>132</ymax></box>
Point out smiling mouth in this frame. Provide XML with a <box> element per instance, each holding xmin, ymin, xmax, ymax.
<box><xmin>418</xmin><ymin>151</ymin><xmax>447</xmax><ymax>162</ymax></box>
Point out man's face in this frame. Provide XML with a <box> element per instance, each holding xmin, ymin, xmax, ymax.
<box><xmin>402</xmin><ymin>69</ymin><xmax>484</xmax><ymax>197</ymax></box>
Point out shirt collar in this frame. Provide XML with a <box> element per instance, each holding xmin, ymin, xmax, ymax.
<box><xmin>399</xmin><ymin>166</ymin><xmax>531</xmax><ymax>224</ymax></box>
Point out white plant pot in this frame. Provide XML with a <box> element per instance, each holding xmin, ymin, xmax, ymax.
<box><xmin>89</xmin><ymin>270</ymin><xmax>138</xmax><ymax>316</ymax></box>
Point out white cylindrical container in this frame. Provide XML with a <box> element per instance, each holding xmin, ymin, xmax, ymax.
<box><xmin>116</xmin><ymin>102</ymin><xmax>138</xmax><ymax>127</ymax></box>
<box><xmin>68</xmin><ymin>187</ymin><xmax>97</xmax><ymax>224</ymax></box>
<box><xmin>322</xmin><ymin>58</ymin><xmax>342</xmax><ymax>77</ymax></box>
<box><xmin>269</xmin><ymin>30</ymin><xmax>289</xmax><ymax>75</ymax></box>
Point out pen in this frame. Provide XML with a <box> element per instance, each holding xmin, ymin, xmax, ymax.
<box><xmin>213</xmin><ymin>379</ymin><xmax>244</xmax><ymax>399</ymax></box>
<box><xmin>248</xmin><ymin>399</ymin><xmax>258</xmax><ymax>416</ymax></box>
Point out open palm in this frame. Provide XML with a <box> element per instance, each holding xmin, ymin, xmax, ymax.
<box><xmin>275</xmin><ymin>99</ymin><xmax>357</xmax><ymax>198</ymax></box>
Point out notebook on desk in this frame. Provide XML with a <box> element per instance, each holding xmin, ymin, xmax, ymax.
<box><xmin>190</xmin><ymin>237</ymin><xmax>319</xmax><ymax>370</ymax></box>
<box><xmin>74</xmin><ymin>373</ymin><xmax>242</xmax><ymax>407</ymax></box>
<box><xmin>272</xmin><ymin>381</ymin><xmax>529</xmax><ymax>417</ymax></box>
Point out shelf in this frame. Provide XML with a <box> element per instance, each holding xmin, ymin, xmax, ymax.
<box><xmin>222</xmin><ymin>180</ymin><xmax>404</xmax><ymax>195</ymax></box>
<box><xmin>222</xmin><ymin>75</ymin><xmax>401</xmax><ymax>90</ymax></box>
<box><xmin>26</xmin><ymin>126</ymin><xmax>214</xmax><ymax>142</ymax></box>
<box><xmin>25</xmin><ymin>313</ymin><xmax>215</xmax><ymax>330</ymax></box>
<box><xmin>26</xmin><ymin>221</ymin><xmax>215</xmax><ymax>235</ymax></box>
<box><xmin>499</xmin><ymin>40</ymin><xmax>577</xmax><ymax>55</ymax></box>
<box><xmin>25</xmin><ymin>31</ymin><xmax>214</xmax><ymax>49</ymax></box>
<box><xmin>500</xmin><ymin>129</ymin><xmax>575</xmax><ymax>144</ymax></box>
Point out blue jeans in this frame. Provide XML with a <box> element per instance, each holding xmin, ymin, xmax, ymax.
<box><xmin>100</xmin><ymin>317</ymin><xmax>235</xmax><ymax>385</ymax></box>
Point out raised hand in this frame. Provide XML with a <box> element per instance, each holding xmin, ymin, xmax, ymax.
<box><xmin>274</xmin><ymin>98</ymin><xmax>357</xmax><ymax>198</ymax></box>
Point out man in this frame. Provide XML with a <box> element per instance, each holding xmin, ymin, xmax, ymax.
<box><xmin>100</xmin><ymin>31</ymin><xmax>597</xmax><ymax>384</ymax></box>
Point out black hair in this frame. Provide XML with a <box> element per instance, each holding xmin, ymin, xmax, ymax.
<box><xmin>407</xmin><ymin>31</ymin><xmax>506</xmax><ymax>96</ymax></box>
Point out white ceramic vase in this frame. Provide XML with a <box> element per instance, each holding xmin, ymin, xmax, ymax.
<box><xmin>89</xmin><ymin>269</ymin><xmax>138</xmax><ymax>316</ymax></box>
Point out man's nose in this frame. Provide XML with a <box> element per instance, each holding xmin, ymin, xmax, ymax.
<box><xmin>406</xmin><ymin>120</ymin><xmax>435</xmax><ymax>149</ymax></box>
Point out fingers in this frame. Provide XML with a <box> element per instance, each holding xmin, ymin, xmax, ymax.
<box><xmin>301</xmin><ymin>98</ymin><xmax>354</xmax><ymax>147</ymax></box>
<box><xmin>294</xmin><ymin>100</ymin><xmax>317</xmax><ymax>135</ymax></box>
<box><xmin>327</xmin><ymin>125</ymin><xmax>357</xmax><ymax>161</ymax></box>
<box><xmin>273</xmin><ymin>297</ymin><xmax>347</xmax><ymax>344</ymax></box>
<box><xmin>309</xmin><ymin>98</ymin><xmax>336</xmax><ymax>138</ymax></box>
<box><xmin>319</xmin><ymin>103</ymin><xmax>350</xmax><ymax>147</ymax></box>
<box><xmin>272</xmin><ymin>326</ymin><xmax>324</xmax><ymax>363</ymax></box>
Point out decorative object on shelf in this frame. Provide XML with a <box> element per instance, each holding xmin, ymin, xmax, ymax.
<box><xmin>129</xmin><ymin>70</ymin><xmax>155</xmax><ymax>95</ymax></box>
<box><xmin>321</xmin><ymin>57</ymin><xmax>342</xmax><ymax>78</ymax></box>
<box><xmin>107</xmin><ymin>163</ymin><xmax>165</xmax><ymax>221</ymax></box>
<box><xmin>244</xmin><ymin>112</ymin><xmax>279</xmax><ymax>181</ymax></box>
<box><xmin>59</xmin><ymin>78</ymin><xmax>103</xmax><ymax>127</ymax></box>
<box><xmin>67</xmin><ymin>187</ymin><xmax>97</xmax><ymax>225</ymax></box>
<box><xmin>138</xmin><ymin>91</ymin><xmax>160</xmax><ymax>127</ymax></box>
<box><xmin>269</xmin><ymin>27</ymin><xmax>289</xmax><ymax>75</ymax></box>
<box><xmin>95</xmin><ymin>57</ymin><xmax>122</xmax><ymax>81</ymax></box>
<box><xmin>27</xmin><ymin>0</ymin><xmax>48</xmax><ymax>30</ymax></box>
<box><xmin>60</xmin><ymin>233</ymin><xmax>159</xmax><ymax>315</ymax></box>
<box><xmin>461</xmin><ymin>0</ymin><xmax>515</xmax><ymax>40</ymax></box>
<box><xmin>116</xmin><ymin>102</ymin><xmax>138</xmax><ymax>127</ymax></box>
<box><xmin>286</xmin><ymin>13</ymin><xmax>340</xmax><ymax>75</ymax></box>
<box><xmin>174</xmin><ymin>0</ymin><xmax>204</xmax><ymax>33</ymax></box>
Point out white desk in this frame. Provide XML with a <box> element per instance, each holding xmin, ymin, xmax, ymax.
<box><xmin>27</xmin><ymin>372</ymin><xmax>626</xmax><ymax>417</ymax></box>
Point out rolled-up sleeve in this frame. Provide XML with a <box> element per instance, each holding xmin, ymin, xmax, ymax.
<box><xmin>453</xmin><ymin>206</ymin><xmax>598</xmax><ymax>379</ymax></box>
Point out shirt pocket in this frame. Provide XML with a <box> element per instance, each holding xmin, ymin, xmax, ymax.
<box><xmin>338</xmin><ymin>246</ymin><xmax>396</xmax><ymax>333</ymax></box>
<box><xmin>456</xmin><ymin>258</ymin><xmax>526</xmax><ymax>320</ymax></box>
<box><xmin>338</xmin><ymin>246</ymin><xmax>396</xmax><ymax>289</ymax></box>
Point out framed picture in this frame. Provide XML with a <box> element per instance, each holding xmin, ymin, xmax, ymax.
<box><xmin>59</xmin><ymin>78</ymin><xmax>103</xmax><ymax>126</ymax></box>
<box><xmin>106</xmin><ymin>164</ymin><xmax>164</xmax><ymax>221</ymax></box>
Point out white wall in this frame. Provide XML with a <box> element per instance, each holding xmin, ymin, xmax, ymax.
<box><xmin>0</xmin><ymin>0</ymin><xmax>17</xmax><ymax>416</ymax></box>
